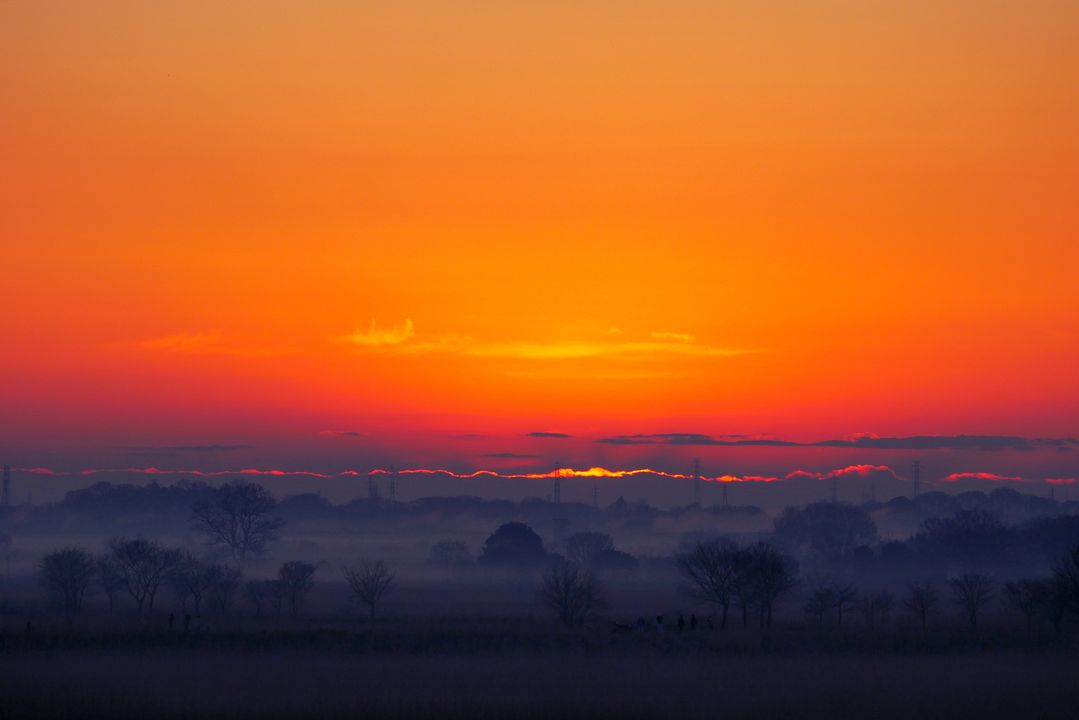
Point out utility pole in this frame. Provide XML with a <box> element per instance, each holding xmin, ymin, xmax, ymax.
<box><xmin>388</xmin><ymin>464</ymin><xmax>397</xmax><ymax>503</ymax></box>
<box><xmin>553</xmin><ymin>475</ymin><xmax>561</xmax><ymax>505</ymax></box>
<box><xmin>722</xmin><ymin>482</ymin><xmax>729</xmax><ymax>509</ymax></box>
<box><xmin>593</xmin><ymin>485</ymin><xmax>599</xmax><ymax>509</ymax></box>
<box><xmin>368</xmin><ymin>473</ymin><xmax>379</xmax><ymax>501</ymax></box>
<box><xmin>693</xmin><ymin>458</ymin><xmax>701</xmax><ymax>506</ymax></box>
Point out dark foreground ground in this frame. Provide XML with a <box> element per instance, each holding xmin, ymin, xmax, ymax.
<box><xmin>2</xmin><ymin>646</ymin><xmax>1078</xmax><ymax>720</ymax></box>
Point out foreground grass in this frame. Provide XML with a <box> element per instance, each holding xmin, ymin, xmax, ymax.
<box><xmin>2</xmin><ymin>648</ymin><xmax>1079</xmax><ymax>719</ymax></box>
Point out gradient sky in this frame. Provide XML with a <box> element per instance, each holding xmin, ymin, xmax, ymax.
<box><xmin>1</xmin><ymin>2</ymin><xmax>1076</xmax><ymax>492</ymax></box>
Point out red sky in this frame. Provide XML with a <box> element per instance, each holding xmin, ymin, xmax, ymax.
<box><xmin>1</xmin><ymin>2</ymin><xmax>1076</xmax><ymax>496</ymax></box>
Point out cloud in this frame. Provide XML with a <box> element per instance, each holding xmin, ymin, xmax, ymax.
<box><xmin>319</xmin><ymin>430</ymin><xmax>363</xmax><ymax>438</ymax></box>
<box><xmin>944</xmin><ymin>472</ymin><xmax>1025</xmax><ymax>483</ymax></box>
<box><xmin>528</xmin><ymin>431</ymin><xmax>573</xmax><ymax>439</ymax></box>
<box><xmin>595</xmin><ymin>433</ymin><xmax>1078</xmax><ymax>451</ymax></box>
<box><xmin>338</xmin><ymin>321</ymin><xmax>753</xmax><ymax>361</ymax></box>
<box><xmin>650</xmin><ymin>331</ymin><xmax>695</xmax><ymax>343</ymax></box>
<box><xmin>340</xmin><ymin>319</ymin><xmax>415</xmax><ymax>347</ymax></box>
<box><xmin>481</xmin><ymin>452</ymin><xmax>542</xmax><ymax>459</ymax></box>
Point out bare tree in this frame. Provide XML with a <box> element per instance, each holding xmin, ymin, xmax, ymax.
<box><xmin>170</xmin><ymin>552</ymin><xmax>215</xmax><ymax>614</ymax></box>
<box><xmin>538</xmin><ymin>560</ymin><xmax>606</xmax><ymax>628</ymax></box>
<box><xmin>903</xmin><ymin>581</ymin><xmax>938</xmax><ymax>631</ymax></box>
<box><xmin>949</xmin><ymin>572</ymin><xmax>995</xmax><ymax>629</ymax></box>
<box><xmin>676</xmin><ymin>538</ymin><xmax>739</xmax><ymax>629</ymax></box>
<box><xmin>1003</xmin><ymin>580</ymin><xmax>1041</xmax><ymax>634</ymax></box>
<box><xmin>39</xmin><ymin>548</ymin><xmax>96</xmax><ymax>613</ymax></box>
<box><xmin>277</xmin><ymin>560</ymin><xmax>316</xmax><ymax>616</ymax></box>
<box><xmin>190</xmin><ymin>481</ymin><xmax>285</xmax><ymax>565</ymax></box>
<box><xmin>343</xmin><ymin>559</ymin><xmax>395</xmax><ymax>624</ymax></box>
<box><xmin>565</xmin><ymin>532</ymin><xmax>614</xmax><ymax>568</ymax></box>
<box><xmin>804</xmin><ymin>583</ymin><xmax>835</xmax><ymax>626</ymax></box>
<box><xmin>860</xmin><ymin>590</ymin><xmax>895</xmax><ymax>628</ymax></box>
<box><xmin>205</xmin><ymin>564</ymin><xmax>242</xmax><ymax>614</ymax></box>
<box><xmin>833</xmin><ymin>582</ymin><xmax>857</xmax><ymax>626</ymax></box>
<box><xmin>109</xmin><ymin>538</ymin><xmax>181</xmax><ymax>613</ymax></box>
<box><xmin>244</xmin><ymin>579</ymin><xmax>283</xmax><ymax>617</ymax></box>
<box><xmin>96</xmin><ymin>554</ymin><xmax>124</xmax><ymax>612</ymax></box>
<box><xmin>739</xmin><ymin>542</ymin><xmax>799</xmax><ymax>629</ymax></box>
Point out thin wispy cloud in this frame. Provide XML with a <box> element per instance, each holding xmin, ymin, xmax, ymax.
<box><xmin>596</xmin><ymin>433</ymin><xmax>1078</xmax><ymax>452</ymax></box>
<box><xmin>338</xmin><ymin>321</ymin><xmax>754</xmax><ymax>361</ymax></box>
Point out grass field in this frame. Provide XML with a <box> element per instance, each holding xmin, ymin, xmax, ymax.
<box><xmin>2</xmin><ymin>646</ymin><xmax>1078</xmax><ymax>719</ymax></box>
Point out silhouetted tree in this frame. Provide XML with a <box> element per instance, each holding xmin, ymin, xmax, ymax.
<box><xmin>565</xmin><ymin>532</ymin><xmax>614</xmax><ymax>568</ymax></box>
<box><xmin>860</xmin><ymin>590</ymin><xmax>894</xmax><ymax>628</ymax></box>
<box><xmin>676</xmin><ymin>538</ymin><xmax>739</xmax><ymax>629</ymax></box>
<box><xmin>773</xmin><ymin>502</ymin><xmax>877</xmax><ymax>561</ymax></box>
<box><xmin>190</xmin><ymin>481</ymin><xmax>285</xmax><ymax>565</ymax></box>
<box><xmin>1054</xmin><ymin>545</ymin><xmax>1079</xmax><ymax>610</ymax></box>
<box><xmin>110</xmin><ymin>538</ymin><xmax>181</xmax><ymax>613</ymax></box>
<box><xmin>428</xmin><ymin>540</ymin><xmax>474</xmax><ymax>568</ymax></box>
<box><xmin>96</xmin><ymin>555</ymin><xmax>124</xmax><ymax>612</ymax></box>
<box><xmin>277</xmin><ymin>560</ymin><xmax>316</xmax><ymax>616</ymax></box>
<box><xmin>170</xmin><ymin>552</ymin><xmax>215</xmax><ymax>614</ymax></box>
<box><xmin>903</xmin><ymin>581</ymin><xmax>938</xmax><ymax>630</ymax></box>
<box><xmin>478</xmin><ymin>522</ymin><xmax>548</xmax><ymax>570</ymax></box>
<box><xmin>39</xmin><ymin>548</ymin><xmax>95</xmax><ymax>613</ymax></box>
<box><xmin>538</xmin><ymin>559</ymin><xmax>605</xmax><ymax>627</ymax></box>
<box><xmin>244</xmin><ymin>579</ymin><xmax>282</xmax><ymax>617</ymax></box>
<box><xmin>343</xmin><ymin>559</ymin><xmax>395</xmax><ymax>624</ymax></box>
<box><xmin>205</xmin><ymin>563</ymin><xmax>242</xmax><ymax>614</ymax></box>
<box><xmin>915</xmin><ymin>510</ymin><xmax>1009</xmax><ymax>567</ymax></box>
<box><xmin>949</xmin><ymin>572</ymin><xmax>995</xmax><ymax>629</ymax></box>
<box><xmin>1004</xmin><ymin>579</ymin><xmax>1042</xmax><ymax>634</ymax></box>
<box><xmin>738</xmin><ymin>542</ymin><xmax>799</xmax><ymax>629</ymax></box>
<box><xmin>804</xmin><ymin>583</ymin><xmax>835</xmax><ymax>626</ymax></box>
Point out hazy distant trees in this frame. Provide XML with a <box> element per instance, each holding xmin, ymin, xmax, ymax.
<box><xmin>914</xmin><ymin>510</ymin><xmax>1009</xmax><ymax>567</ymax></box>
<box><xmin>803</xmin><ymin>579</ymin><xmax>857</xmax><ymax>626</ymax></box>
<box><xmin>277</xmin><ymin>561</ymin><xmax>316</xmax><ymax>616</ymax></box>
<box><xmin>109</xmin><ymin>538</ymin><xmax>181</xmax><ymax>613</ymax></box>
<box><xmin>904</xmin><ymin>581</ymin><xmax>938</xmax><ymax>630</ymax></box>
<box><xmin>478</xmin><ymin>522</ymin><xmax>548</xmax><ymax>570</ymax></box>
<box><xmin>244</xmin><ymin>579</ymin><xmax>284</xmax><ymax>617</ymax></box>
<box><xmin>949</xmin><ymin>573</ymin><xmax>995</xmax><ymax>629</ymax></box>
<box><xmin>773</xmin><ymin>502</ymin><xmax>877</xmax><ymax>561</ymax></box>
<box><xmin>343</xmin><ymin>559</ymin><xmax>395</xmax><ymax>624</ymax></box>
<box><xmin>538</xmin><ymin>559</ymin><xmax>605</xmax><ymax>628</ymax></box>
<box><xmin>171</xmin><ymin>553</ymin><xmax>240</xmax><ymax>615</ymax></box>
<box><xmin>860</xmin><ymin>590</ymin><xmax>895</xmax><ymax>628</ymax></box>
<box><xmin>190</xmin><ymin>480</ymin><xmax>285</xmax><ymax>565</ymax></box>
<box><xmin>1004</xmin><ymin>580</ymin><xmax>1042</xmax><ymax>634</ymax></box>
<box><xmin>565</xmin><ymin>532</ymin><xmax>637</xmax><ymax>571</ymax></box>
<box><xmin>428</xmin><ymin>540</ymin><xmax>474</xmax><ymax>569</ymax></box>
<box><xmin>96</xmin><ymin>555</ymin><xmax>124</xmax><ymax>612</ymax></box>
<box><xmin>39</xmin><ymin>548</ymin><xmax>96</xmax><ymax>613</ymax></box>
<box><xmin>676</xmin><ymin>538</ymin><xmax>739</xmax><ymax>629</ymax></box>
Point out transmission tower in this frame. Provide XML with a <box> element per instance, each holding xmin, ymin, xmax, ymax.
<box><xmin>911</xmin><ymin>461</ymin><xmax>921</xmax><ymax>498</ymax></box>
<box><xmin>388</xmin><ymin>464</ymin><xmax>397</xmax><ymax>503</ymax></box>
<box><xmin>553</xmin><ymin>475</ymin><xmax>561</xmax><ymax>504</ymax></box>
<box><xmin>1</xmin><ymin>465</ymin><xmax>10</xmax><ymax>507</ymax></box>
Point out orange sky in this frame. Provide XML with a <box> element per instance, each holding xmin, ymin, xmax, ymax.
<box><xmin>1</xmin><ymin>2</ymin><xmax>1076</xmax><ymax>476</ymax></box>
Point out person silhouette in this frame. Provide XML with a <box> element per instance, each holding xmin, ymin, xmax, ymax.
<box><xmin>677</xmin><ymin>614</ymin><xmax>686</xmax><ymax>633</ymax></box>
<box><xmin>635</xmin><ymin>616</ymin><xmax>647</xmax><ymax>632</ymax></box>
<box><xmin>655</xmin><ymin>615</ymin><xmax>664</xmax><ymax>633</ymax></box>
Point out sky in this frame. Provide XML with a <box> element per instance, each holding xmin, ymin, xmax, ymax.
<box><xmin>1</xmin><ymin>1</ymin><xmax>1076</xmax><ymax>501</ymax></box>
